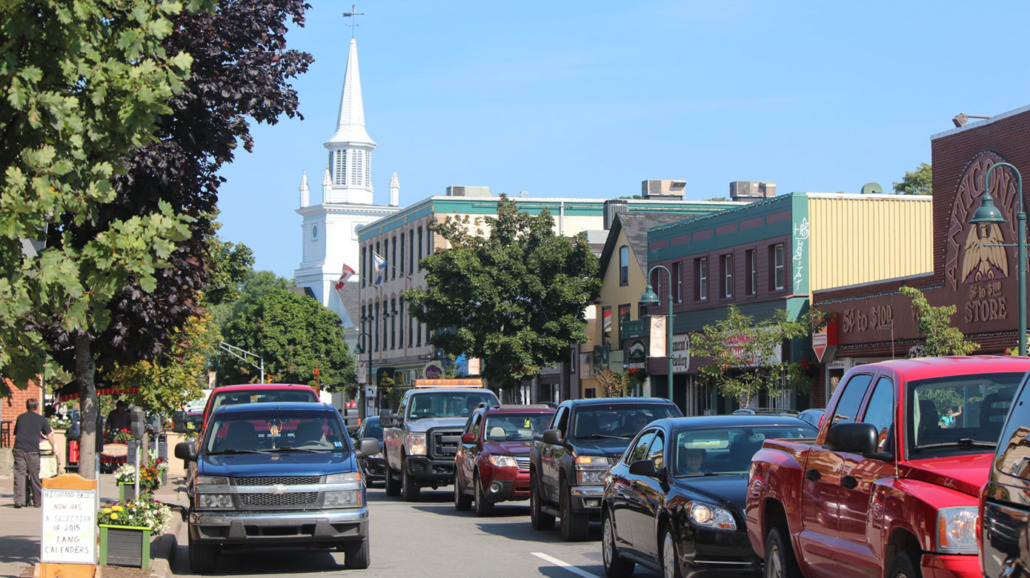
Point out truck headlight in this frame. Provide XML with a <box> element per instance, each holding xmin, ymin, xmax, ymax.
<box><xmin>938</xmin><ymin>507</ymin><xmax>978</xmax><ymax>554</ymax></box>
<box><xmin>688</xmin><ymin>501</ymin><xmax>737</xmax><ymax>530</ymax></box>
<box><xmin>197</xmin><ymin>493</ymin><xmax>233</xmax><ymax>509</ymax></box>
<box><xmin>325</xmin><ymin>489</ymin><xmax>363</xmax><ymax>508</ymax></box>
<box><xmin>408</xmin><ymin>433</ymin><xmax>427</xmax><ymax>456</ymax></box>
<box><xmin>326</xmin><ymin>472</ymin><xmax>361</xmax><ymax>484</ymax></box>
<box><xmin>574</xmin><ymin>456</ymin><xmax>608</xmax><ymax>485</ymax></box>
<box><xmin>488</xmin><ymin>455</ymin><xmax>517</xmax><ymax>468</ymax></box>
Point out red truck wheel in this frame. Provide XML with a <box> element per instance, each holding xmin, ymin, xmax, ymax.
<box><xmin>764</xmin><ymin>526</ymin><xmax>800</xmax><ymax>578</ymax></box>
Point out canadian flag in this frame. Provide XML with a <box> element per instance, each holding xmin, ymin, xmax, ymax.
<box><xmin>335</xmin><ymin>264</ymin><xmax>356</xmax><ymax>291</ymax></box>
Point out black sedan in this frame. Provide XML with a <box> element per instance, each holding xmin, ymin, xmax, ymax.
<box><xmin>602</xmin><ymin>415</ymin><xmax>817</xmax><ymax>577</ymax></box>
<box><xmin>353</xmin><ymin>416</ymin><xmax>386</xmax><ymax>485</ymax></box>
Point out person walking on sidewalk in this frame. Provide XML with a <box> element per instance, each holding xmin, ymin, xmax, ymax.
<box><xmin>13</xmin><ymin>398</ymin><xmax>59</xmax><ymax>508</ymax></box>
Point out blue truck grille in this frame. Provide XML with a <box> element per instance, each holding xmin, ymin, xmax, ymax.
<box><xmin>239</xmin><ymin>492</ymin><xmax>319</xmax><ymax>508</ymax></box>
<box><xmin>234</xmin><ymin>476</ymin><xmax>321</xmax><ymax>486</ymax></box>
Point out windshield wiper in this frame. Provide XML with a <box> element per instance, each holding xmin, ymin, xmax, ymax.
<box><xmin>207</xmin><ymin>448</ymin><xmax>263</xmax><ymax>455</ymax></box>
<box><xmin>574</xmin><ymin>434</ymin><xmax>623</xmax><ymax>440</ymax></box>
<box><xmin>267</xmin><ymin>446</ymin><xmax>330</xmax><ymax>453</ymax></box>
<box><xmin>918</xmin><ymin>438</ymin><xmax>996</xmax><ymax>450</ymax></box>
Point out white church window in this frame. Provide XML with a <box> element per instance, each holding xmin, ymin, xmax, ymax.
<box><xmin>351</xmin><ymin>149</ymin><xmax>363</xmax><ymax>186</ymax></box>
<box><xmin>365</xmin><ymin>151</ymin><xmax>371</xmax><ymax>186</ymax></box>
<box><xmin>334</xmin><ymin>150</ymin><xmax>346</xmax><ymax>186</ymax></box>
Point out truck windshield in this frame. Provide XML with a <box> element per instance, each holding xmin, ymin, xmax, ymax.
<box><xmin>572</xmin><ymin>404</ymin><xmax>682</xmax><ymax>439</ymax></box>
<box><xmin>908</xmin><ymin>372</ymin><xmax>1024</xmax><ymax>454</ymax></box>
<box><xmin>408</xmin><ymin>392</ymin><xmax>498</xmax><ymax>420</ymax></box>
<box><xmin>206</xmin><ymin>412</ymin><xmax>348</xmax><ymax>454</ymax></box>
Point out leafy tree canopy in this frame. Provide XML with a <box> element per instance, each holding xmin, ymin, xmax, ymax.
<box><xmin>404</xmin><ymin>195</ymin><xmax>602</xmax><ymax>389</ymax></box>
<box><xmin>899</xmin><ymin>286</ymin><xmax>979</xmax><ymax>356</ymax></box>
<box><xmin>691</xmin><ymin>305</ymin><xmax>810</xmax><ymax>409</ymax></box>
<box><xmin>221</xmin><ymin>287</ymin><xmax>355</xmax><ymax>393</ymax></box>
<box><xmin>893</xmin><ymin>162</ymin><xmax>932</xmax><ymax>195</ymax></box>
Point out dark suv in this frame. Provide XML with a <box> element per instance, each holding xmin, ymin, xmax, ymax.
<box><xmin>529</xmin><ymin>397</ymin><xmax>682</xmax><ymax>541</ymax></box>
<box><xmin>980</xmin><ymin>371</ymin><xmax>1030</xmax><ymax>577</ymax></box>
<box><xmin>453</xmin><ymin>404</ymin><xmax>555</xmax><ymax>516</ymax></box>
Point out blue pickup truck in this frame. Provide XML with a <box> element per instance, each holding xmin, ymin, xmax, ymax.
<box><xmin>175</xmin><ymin>402</ymin><xmax>380</xmax><ymax>573</ymax></box>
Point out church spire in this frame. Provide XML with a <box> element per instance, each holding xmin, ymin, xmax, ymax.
<box><xmin>323</xmin><ymin>36</ymin><xmax>375</xmax><ymax>204</ymax></box>
<box><xmin>327</xmin><ymin>38</ymin><xmax>374</xmax><ymax>147</ymax></box>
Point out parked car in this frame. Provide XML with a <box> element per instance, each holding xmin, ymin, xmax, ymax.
<box><xmin>796</xmin><ymin>408</ymin><xmax>824</xmax><ymax>428</ymax></box>
<box><xmin>454</xmin><ymin>404</ymin><xmax>555</xmax><ymax>516</ymax></box>
<box><xmin>980</xmin><ymin>368</ymin><xmax>1030</xmax><ymax>577</ymax></box>
<box><xmin>353</xmin><ymin>416</ymin><xmax>385</xmax><ymax>485</ymax></box>
<box><xmin>746</xmin><ymin>356</ymin><xmax>1030</xmax><ymax>578</ymax></box>
<box><xmin>175</xmin><ymin>402</ymin><xmax>379</xmax><ymax>573</ymax></box>
<box><xmin>603</xmin><ymin>415</ymin><xmax>817</xmax><ymax>577</ymax></box>
<box><xmin>529</xmin><ymin>397</ymin><xmax>683</xmax><ymax>541</ymax></box>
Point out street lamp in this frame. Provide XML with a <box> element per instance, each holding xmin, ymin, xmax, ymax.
<box><xmin>353</xmin><ymin>331</ymin><xmax>374</xmax><ymax>421</ymax></box>
<box><xmin>970</xmin><ymin>162</ymin><xmax>1026</xmax><ymax>355</ymax></box>
<box><xmin>639</xmin><ymin>265</ymin><xmax>675</xmax><ymax>396</ymax></box>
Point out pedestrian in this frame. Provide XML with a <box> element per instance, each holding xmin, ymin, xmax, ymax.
<box><xmin>13</xmin><ymin>398</ymin><xmax>59</xmax><ymax>508</ymax></box>
<box><xmin>106</xmin><ymin>399</ymin><xmax>131</xmax><ymax>433</ymax></box>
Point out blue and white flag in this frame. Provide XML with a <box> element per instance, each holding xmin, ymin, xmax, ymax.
<box><xmin>373</xmin><ymin>252</ymin><xmax>387</xmax><ymax>285</ymax></box>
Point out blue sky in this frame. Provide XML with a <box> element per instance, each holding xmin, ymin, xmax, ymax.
<box><xmin>216</xmin><ymin>0</ymin><xmax>1030</xmax><ymax>279</ymax></box>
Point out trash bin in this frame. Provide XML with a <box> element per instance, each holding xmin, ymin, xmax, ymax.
<box><xmin>66</xmin><ymin>434</ymin><xmax>80</xmax><ymax>473</ymax></box>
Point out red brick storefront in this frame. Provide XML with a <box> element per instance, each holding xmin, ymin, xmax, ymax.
<box><xmin>814</xmin><ymin>106</ymin><xmax>1030</xmax><ymax>363</ymax></box>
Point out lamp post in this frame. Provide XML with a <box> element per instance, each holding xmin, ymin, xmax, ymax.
<box><xmin>354</xmin><ymin>331</ymin><xmax>374</xmax><ymax>421</ymax></box>
<box><xmin>639</xmin><ymin>265</ymin><xmax>675</xmax><ymax>396</ymax></box>
<box><xmin>970</xmin><ymin>162</ymin><xmax>1026</xmax><ymax>356</ymax></box>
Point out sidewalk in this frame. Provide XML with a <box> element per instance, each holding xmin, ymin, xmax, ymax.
<box><xmin>0</xmin><ymin>470</ymin><xmax>188</xmax><ymax>578</ymax></box>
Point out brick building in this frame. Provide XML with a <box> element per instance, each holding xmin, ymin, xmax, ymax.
<box><xmin>1</xmin><ymin>378</ymin><xmax>43</xmax><ymax>447</ymax></box>
<box><xmin>813</xmin><ymin>105</ymin><xmax>1030</xmax><ymax>400</ymax></box>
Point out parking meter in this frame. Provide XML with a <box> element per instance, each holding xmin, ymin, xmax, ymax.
<box><xmin>172</xmin><ymin>410</ymin><xmax>188</xmax><ymax>434</ymax></box>
<box><xmin>130</xmin><ymin>407</ymin><xmax>147</xmax><ymax>442</ymax></box>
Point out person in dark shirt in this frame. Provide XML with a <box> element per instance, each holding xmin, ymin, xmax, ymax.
<box><xmin>106</xmin><ymin>400</ymin><xmax>131</xmax><ymax>433</ymax></box>
<box><xmin>13</xmin><ymin>398</ymin><xmax>58</xmax><ymax>508</ymax></box>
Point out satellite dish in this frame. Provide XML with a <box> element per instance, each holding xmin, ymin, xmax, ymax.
<box><xmin>861</xmin><ymin>182</ymin><xmax>883</xmax><ymax>195</ymax></box>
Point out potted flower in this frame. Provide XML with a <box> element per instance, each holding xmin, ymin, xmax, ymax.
<box><xmin>97</xmin><ymin>495</ymin><xmax>174</xmax><ymax>569</ymax></box>
<box><xmin>114</xmin><ymin>461</ymin><xmax>162</xmax><ymax>501</ymax></box>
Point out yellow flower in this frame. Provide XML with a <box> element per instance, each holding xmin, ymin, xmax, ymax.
<box><xmin>110</xmin><ymin>513</ymin><xmax>118</xmax><ymax>520</ymax></box>
<box><xmin>112</xmin><ymin>505</ymin><xmax>123</xmax><ymax>512</ymax></box>
<box><xmin>103</xmin><ymin>508</ymin><xmax>111</xmax><ymax>514</ymax></box>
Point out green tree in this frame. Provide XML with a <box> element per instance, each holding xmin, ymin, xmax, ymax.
<box><xmin>221</xmin><ymin>288</ymin><xmax>355</xmax><ymax>393</ymax></box>
<box><xmin>691</xmin><ymin>305</ymin><xmax>809</xmax><ymax>409</ymax></box>
<box><xmin>899</xmin><ymin>286</ymin><xmax>979</xmax><ymax>356</ymax></box>
<box><xmin>106</xmin><ymin>311</ymin><xmax>220</xmax><ymax>416</ymax></box>
<box><xmin>0</xmin><ymin>0</ymin><xmax>210</xmax><ymax>479</ymax></box>
<box><xmin>893</xmin><ymin>162</ymin><xmax>932</xmax><ymax>195</ymax></box>
<box><xmin>404</xmin><ymin>195</ymin><xmax>602</xmax><ymax>395</ymax></box>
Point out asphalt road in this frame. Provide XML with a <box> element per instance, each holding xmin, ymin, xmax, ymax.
<box><xmin>167</xmin><ymin>485</ymin><xmax>661</xmax><ymax>577</ymax></box>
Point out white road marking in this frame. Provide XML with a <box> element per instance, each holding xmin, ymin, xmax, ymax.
<box><xmin>532</xmin><ymin>552</ymin><xmax>601</xmax><ymax>578</ymax></box>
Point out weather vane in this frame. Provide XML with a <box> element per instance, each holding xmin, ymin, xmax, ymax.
<box><xmin>342</xmin><ymin>5</ymin><xmax>364</xmax><ymax>38</ymax></box>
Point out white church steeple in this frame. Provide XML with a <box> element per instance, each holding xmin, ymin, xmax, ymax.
<box><xmin>323</xmin><ymin>37</ymin><xmax>375</xmax><ymax>205</ymax></box>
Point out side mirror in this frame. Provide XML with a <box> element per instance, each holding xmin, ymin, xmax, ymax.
<box><xmin>461</xmin><ymin>432</ymin><xmax>476</xmax><ymax>444</ymax></box>
<box><xmin>174</xmin><ymin>441</ymin><xmax>198</xmax><ymax>462</ymax></box>
<box><xmin>541</xmin><ymin>429</ymin><xmax>563</xmax><ymax>445</ymax></box>
<box><xmin>629</xmin><ymin>459</ymin><xmax>661</xmax><ymax>478</ymax></box>
<box><xmin>355</xmin><ymin>438</ymin><xmax>381</xmax><ymax>459</ymax></box>
<box><xmin>171</xmin><ymin>410</ymin><xmax>188</xmax><ymax>434</ymax></box>
<box><xmin>825</xmin><ymin>422</ymin><xmax>879</xmax><ymax>454</ymax></box>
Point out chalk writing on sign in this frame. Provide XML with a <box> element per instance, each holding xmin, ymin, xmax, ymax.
<box><xmin>41</xmin><ymin>488</ymin><xmax>97</xmax><ymax>564</ymax></box>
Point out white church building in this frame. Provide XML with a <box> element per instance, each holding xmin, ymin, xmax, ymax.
<box><xmin>294</xmin><ymin>36</ymin><xmax>401</xmax><ymax>334</ymax></box>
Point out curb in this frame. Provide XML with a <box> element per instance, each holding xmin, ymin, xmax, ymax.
<box><xmin>148</xmin><ymin>506</ymin><xmax>185</xmax><ymax>578</ymax></box>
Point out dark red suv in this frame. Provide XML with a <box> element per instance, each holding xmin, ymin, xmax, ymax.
<box><xmin>453</xmin><ymin>404</ymin><xmax>555</xmax><ymax>516</ymax></box>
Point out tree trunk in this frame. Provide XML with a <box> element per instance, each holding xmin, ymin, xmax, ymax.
<box><xmin>76</xmin><ymin>333</ymin><xmax>98</xmax><ymax>480</ymax></box>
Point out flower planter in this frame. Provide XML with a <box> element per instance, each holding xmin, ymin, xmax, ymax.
<box><xmin>118</xmin><ymin>482</ymin><xmax>138</xmax><ymax>503</ymax></box>
<box><xmin>98</xmin><ymin>524</ymin><xmax>151</xmax><ymax>569</ymax></box>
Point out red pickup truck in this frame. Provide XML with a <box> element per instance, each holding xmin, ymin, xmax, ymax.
<box><xmin>745</xmin><ymin>356</ymin><xmax>1030</xmax><ymax>578</ymax></box>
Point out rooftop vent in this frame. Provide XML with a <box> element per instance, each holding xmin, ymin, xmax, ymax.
<box><xmin>641</xmin><ymin>180</ymin><xmax>687</xmax><ymax>199</ymax></box>
<box><xmin>729</xmin><ymin>181</ymin><xmax>776</xmax><ymax>202</ymax></box>
<box><xmin>446</xmin><ymin>185</ymin><xmax>493</xmax><ymax>197</ymax></box>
